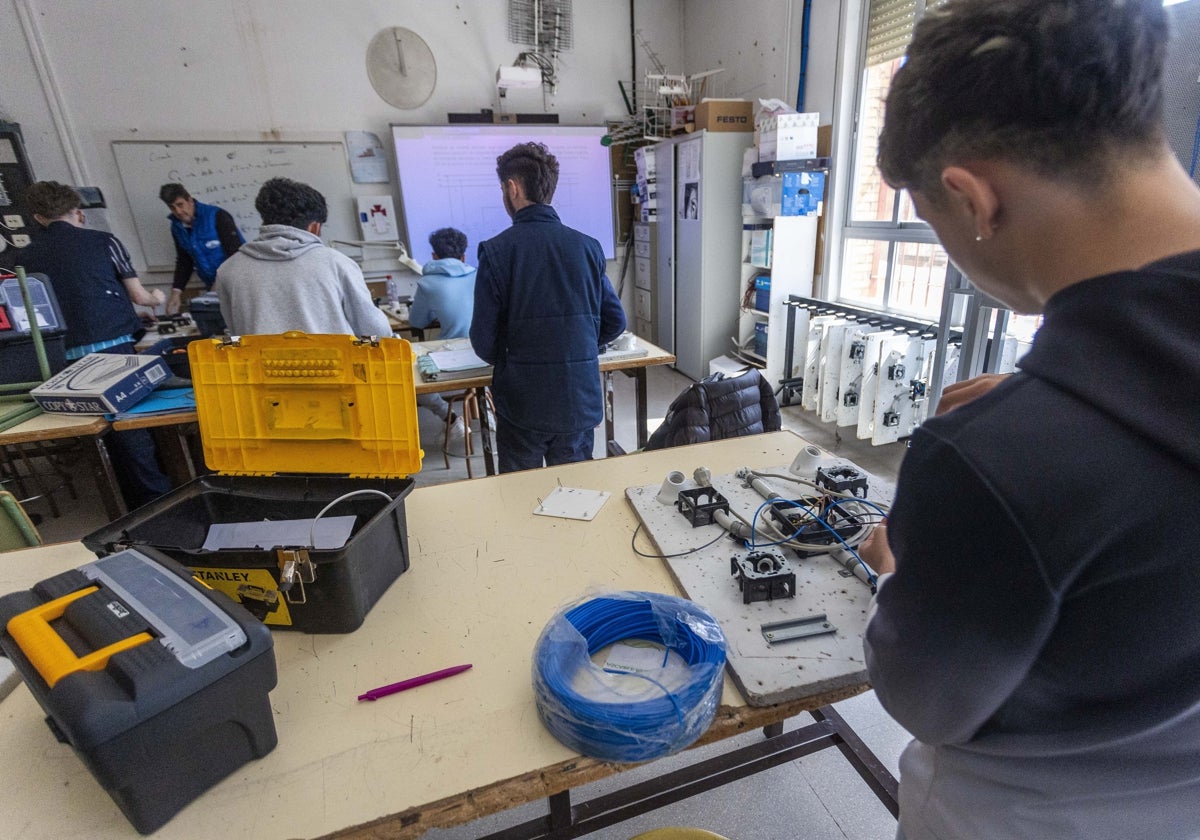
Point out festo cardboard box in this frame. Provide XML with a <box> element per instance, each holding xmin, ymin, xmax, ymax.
<box><xmin>695</xmin><ymin>99</ymin><xmax>754</xmax><ymax>132</ymax></box>
<box><xmin>31</xmin><ymin>352</ymin><xmax>170</xmax><ymax>414</ymax></box>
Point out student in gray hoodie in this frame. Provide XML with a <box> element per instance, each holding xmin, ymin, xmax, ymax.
<box><xmin>215</xmin><ymin>178</ymin><xmax>391</xmax><ymax>338</ymax></box>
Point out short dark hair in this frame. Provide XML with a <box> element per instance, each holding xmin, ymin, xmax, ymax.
<box><xmin>496</xmin><ymin>142</ymin><xmax>559</xmax><ymax>204</ymax></box>
<box><xmin>254</xmin><ymin>177</ymin><xmax>328</xmax><ymax>228</ymax></box>
<box><xmin>428</xmin><ymin>227</ymin><xmax>467</xmax><ymax>260</ymax></box>
<box><xmin>158</xmin><ymin>183</ymin><xmax>190</xmax><ymax>205</ymax></box>
<box><xmin>878</xmin><ymin>0</ymin><xmax>1169</xmax><ymax>195</ymax></box>
<box><xmin>23</xmin><ymin>181</ymin><xmax>81</xmax><ymax>219</ymax></box>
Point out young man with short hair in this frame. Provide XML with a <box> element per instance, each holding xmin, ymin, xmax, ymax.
<box><xmin>20</xmin><ymin>180</ymin><xmax>171</xmax><ymax>508</ymax></box>
<box><xmin>469</xmin><ymin>142</ymin><xmax>625</xmax><ymax>472</ymax></box>
<box><xmin>858</xmin><ymin>2</ymin><xmax>1200</xmax><ymax>837</ymax></box>
<box><xmin>214</xmin><ymin>177</ymin><xmax>391</xmax><ymax>338</ymax></box>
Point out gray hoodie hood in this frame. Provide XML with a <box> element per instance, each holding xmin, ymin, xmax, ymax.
<box><xmin>239</xmin><ymin>224</ymin><xmax>326</xmax><ymax>261</ymax></box>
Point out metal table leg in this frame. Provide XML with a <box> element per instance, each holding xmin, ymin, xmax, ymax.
<box><xmin>477</xmin><ymin>385</ymin><xmax>496</xmax><ymax>476</ymax></box>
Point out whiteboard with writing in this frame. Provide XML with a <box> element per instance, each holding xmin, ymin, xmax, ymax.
<box><xmin>112</xmin><ymin>141</ymin><xmax>357</xmax><ymax>271</ymax></box>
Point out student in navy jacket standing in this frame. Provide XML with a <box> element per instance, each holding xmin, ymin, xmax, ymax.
<box><xmin>470</xmin><ymin>142</ymin><xmax>625</xmax><ymax>472</ymax></box>
<box><xmin>21</xmin><ymin>181</ymin><xmax>172</xmax><ymax>509</ymax></box>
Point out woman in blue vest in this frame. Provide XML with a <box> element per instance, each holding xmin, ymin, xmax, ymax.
<box><xmin>158</xmin><ymin>183</ymin><xmax>243</xmax><ymax>315</ymax></box>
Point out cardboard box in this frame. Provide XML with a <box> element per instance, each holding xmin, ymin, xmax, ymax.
<box><xmin>670</xmin><ymin>105</ymin><xmax>695</xmax><ymax>131</ymax></box>
<box><xmin>757</xmin><ymin>112</ymin><xmax>821</xmax><ymax>162</ymax></box>
<box><xmin>695</xmin><ymin>99</ymin><xmax>754</xmax><ymax>132</ymax></box>
<box><xmin>31</xmin><ymin>352</ymin><xmax>170</xmax><ymax>414</ymax></box>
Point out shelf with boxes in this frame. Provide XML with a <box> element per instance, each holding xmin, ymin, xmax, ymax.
<box><xmin>727</xmin><ymin>109</ymin><xmax>830</xmax><ymax>390</ymax></box>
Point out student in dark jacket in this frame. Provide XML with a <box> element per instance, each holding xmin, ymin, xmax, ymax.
<box><xmin>21</xmin><ymin>181</ymin><xmax>172</xmax><ymax>508</ymax></box>
<box><xmin>470</xmin><ymin>142</ymin><xmax>626</xmax><ymax>472</ymax></box>
<box><xmin>857</xmin><ymin>2</ymin><xmax>1200</xmax><ymax>837</ymax></box>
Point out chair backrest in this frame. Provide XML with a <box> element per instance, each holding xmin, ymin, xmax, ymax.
<box><xmin>644</xmin><ymin>368</ymin><xmax>781</xmax><ymax>451</ymax></box>
<box><xmin>0</xmin><ymin>490</ymin><xmax>42</xmax><ymax>551</ymax></box>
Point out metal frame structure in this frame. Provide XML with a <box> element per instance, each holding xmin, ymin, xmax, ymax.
<box><xmin>479</xmin><ymin>705</ymin><xmax>898</xmax><ymax>839</ymax></box>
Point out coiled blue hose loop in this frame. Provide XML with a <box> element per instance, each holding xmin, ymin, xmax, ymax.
<box><xmin>532</xmin><ymin>591</ymin><xmax>727</xmax><ymax>762</ymax></box>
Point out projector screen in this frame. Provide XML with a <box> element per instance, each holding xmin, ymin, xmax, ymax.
<box><xmin>391</xmin><ymin>124</ymin><xmax>615</xmax><ymax>261</ymax></box>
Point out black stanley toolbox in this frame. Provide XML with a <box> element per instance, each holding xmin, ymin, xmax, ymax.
<box><xmin>0</xmin><ymin>548</ymin><xmax>278</xmax><ymax>834</ymax></box>
<box><xmin>84</xmin><ymin>332</ymin><xmax>424</xmax><ymax>633</ymax></box>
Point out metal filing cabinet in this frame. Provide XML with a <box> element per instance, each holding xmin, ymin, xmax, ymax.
<box><xmin>632</xmin><ymin>221</ymin><xmax>658</xmax><ymax>344</ymax></box>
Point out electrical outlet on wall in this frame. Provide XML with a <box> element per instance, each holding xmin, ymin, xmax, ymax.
<box><xmin>12</xmin><ymin>234</ymin><xmax>31</xmax><ymax>247</ymax></box>
<box><xmin>3</xmin><ymin>215</ymin><xmax>23</xmax><ymax>228</ymax></box>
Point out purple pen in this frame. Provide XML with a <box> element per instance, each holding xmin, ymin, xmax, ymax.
<box><xmin>357</xmin><ymin>663</ymin><xmax>473</xmax><ymax>701</ymax></box>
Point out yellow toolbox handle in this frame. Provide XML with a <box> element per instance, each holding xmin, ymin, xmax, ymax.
<box><xmin>6</xmin><ymin>586</ymin><xmax>153</xmax><ymax>688</ymax></box>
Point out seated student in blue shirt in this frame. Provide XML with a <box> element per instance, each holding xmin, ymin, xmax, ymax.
<box><xmin>409</xmin><ymin>228</ymin><xmax>477</xmax><ymax>440</ymax></box>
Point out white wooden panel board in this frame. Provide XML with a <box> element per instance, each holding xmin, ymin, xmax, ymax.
<box><xmin>626</xmin><ymin>457</ymin><xmax>893</xmax><ymax>707</ymax></box>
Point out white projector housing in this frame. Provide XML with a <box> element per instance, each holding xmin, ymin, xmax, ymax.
<box><xmin>496</xmin><ymin>65</ymin><xmax>543</xmax><ymax>89</ymax></box>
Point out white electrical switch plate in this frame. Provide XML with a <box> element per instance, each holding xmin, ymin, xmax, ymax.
<box><xmin>11</xmin><ymin>234</ymin><xmax>31</xmax><ymax>248</ymax></box>
<box><xmin>3</xmin><ymin>215</ymin><xmax>23</xmax><ymax>228</ymax></box>
<box><xmin>533</xmin><ymin>486</ymin><xmax>611</xmax><ymax>521</ymax></box>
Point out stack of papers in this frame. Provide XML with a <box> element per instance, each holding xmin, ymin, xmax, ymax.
<box><xmin>105</xmin><ymin>387</ymin><xmax>197</xmax><ymax>420</ymax></box>
<box><xmin>417</xmin><ymin>340</ymin><xmax>492</xmax><ymax>382</ymax></box>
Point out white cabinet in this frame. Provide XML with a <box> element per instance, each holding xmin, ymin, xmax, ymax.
<box><xmin>732</xmin><ymin>212</ymin><xmax>818</xmax><ymax>388</ymax></box>
<box><xmin>652</xmin><ymin>131</ymin><xmax>755</xmax><ymax>380</ymax></box>
<box><xmin>631</xmin><ymin>221</ymin><xmax>658</xmax><ymax>344</ymax></box>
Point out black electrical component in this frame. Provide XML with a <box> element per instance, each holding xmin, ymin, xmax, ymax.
<box><xmin>843</xmin><ymin>390</ymin><xmax>859</xmax><ymax>407</ymax></box>
<box><xmin>882</xmin><ymin>411</ymin><xmax>901</xmax><ymax>428</ymax></box>
<box><xmin>768</xmin><ymin>497</ymin><xmax>868</xmax><ymax>557</ymax></box>
<box><xmin>909</xmin><ymin>379</ymin><xmax>927</xmax><ymax>401</ymax></box>
<box><xmin>816</xmin><ymin>464</ymin><xmax>869</xmax><ymax>498</ymax></box>
<box><xmin>848</xmin><ymin>342</ymin><xmax>865</xmax><ymax>360</ymax></box>
<box><xmin>887</xmin><ymin>363</ymin><xmax>906</xmax><ymax>381</ymax></box>
<box><xmin>676</xmin><ymin>487</ymin><xmax>729</xmax><ymax>527</ymax></box>
<box><xmin>731</xmin><ymin>551</ymin><xmax>796</xmax><ymax>604</ymax></box>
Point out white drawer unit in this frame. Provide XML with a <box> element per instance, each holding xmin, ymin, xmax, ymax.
<box><xmin>634</xmin><ymin>288</ymin><xmax>653</xmax><ymax>322</ymax></box>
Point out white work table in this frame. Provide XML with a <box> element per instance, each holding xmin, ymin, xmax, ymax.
<box><xmin>0</xmin><ymin>431</ymin><xmax>895</xmax><ymax>839</ymax></box>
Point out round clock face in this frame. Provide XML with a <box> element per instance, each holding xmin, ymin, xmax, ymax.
<box><xmin>366</xmin><ymin>27</ymin><xmax>436</xmax><ymax>110</ymax></box>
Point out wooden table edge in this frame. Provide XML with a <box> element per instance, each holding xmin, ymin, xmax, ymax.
<box><xmin>317</xmin><ymin>683</ymin><xmax>868</xmax><ymax>840</ymax></box>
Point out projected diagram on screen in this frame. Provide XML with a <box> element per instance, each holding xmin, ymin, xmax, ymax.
<box><xmin>392</xmin><ymin>125</ymin><xmax>615</xmax><ymax>261</ymax></box>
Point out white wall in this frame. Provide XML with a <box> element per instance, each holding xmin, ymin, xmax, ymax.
<box><xmin>0</xmin><ymin>1</ymin><xmax>632</xmax><ymax>279</ymax></box>
<box><xmin>681</xmin><ymin>0</ymin><xmax>842</xmax><ymax>124</ymax></box>
<box><xmin>0</xmin><ymin>0</ymin><xmax>841</xmax><ymax>284</ymax></box>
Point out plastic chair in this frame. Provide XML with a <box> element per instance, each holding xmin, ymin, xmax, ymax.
<box><xmin>630</xmin><ymin>829</ymin><xmax>731</xmax><ymax>840</ymax></box>
<box><xmin>0</xmin><ymin>489</ymin><xmax>42</xmax><ymax>551</ymax></box>
<box><xmin>442</xmin><ymin>388</ymin><xmax>496</xmax><ymax>479</ymax></box>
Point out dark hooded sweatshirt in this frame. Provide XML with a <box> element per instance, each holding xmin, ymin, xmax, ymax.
<box><xmin>865</xmin><ymin>251</ymin><xmax>1200</xmax><ymax>839</ymax></box>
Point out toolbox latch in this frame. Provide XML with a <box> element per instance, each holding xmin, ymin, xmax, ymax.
<box><xmin>276</xmin><ymin>549</ymin><xmax>316</xmax><ymax>604</ymax></box>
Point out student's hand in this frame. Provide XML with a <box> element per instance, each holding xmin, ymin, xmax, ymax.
<box><xmin>936</xmin><ymin>373</ymin><xmax>1010</xmax><ymax>416</ymax></box>
<box><xmin>150</xmin><ymin>288</ymin><xmax>166</xmax><ymax>307</ymax></box>
<box><xmin>166</xmin><ymin>288</ymin><xmax>183</xmax><ymax>315</ymax></box>
<box><xmin>859</xmin><ymin>524</ymin><xmax>896</xmax><ymax>576</ymax></box>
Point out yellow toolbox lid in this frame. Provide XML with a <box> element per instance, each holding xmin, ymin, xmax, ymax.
<box><xmin>188</xmin><ymin>332</ymin><xmax>423</xmax><ymax>478</ymax></box>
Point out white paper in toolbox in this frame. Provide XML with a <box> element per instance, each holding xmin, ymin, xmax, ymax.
<box><xmin>30</xmin><ymin>352</ymin><xmax>171</xmax><ymax>414</ymax></box>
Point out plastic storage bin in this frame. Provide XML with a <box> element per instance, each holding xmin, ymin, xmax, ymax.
<box><xmin>188</xmin><ymin>291</ymin><xmax>226</xmax><ymax>337</ymax></box>
<box><xmin>140</xmin><ymin>335</ymin><xmax>207</xmax><ymax>379</ymax></box>
<box><xmin>0</xmin><ymin>271</ymin><xmax>69</xmax><ymax>385</ymax></box>
<box><xmin>0</xmin><ymin>548</ymin><xmax>277</xmax><ymax>834</ymax></box>
<box><xmin>84</xmin><ymin>332</ymin><xmax>424</xmax><ymax>633</ymax></box>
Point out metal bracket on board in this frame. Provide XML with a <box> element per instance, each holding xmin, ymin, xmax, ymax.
<box><xmin>277</xmin><ymin>548</ymin><xmax>316</xmax><ymax>604</ymax></box>
<box><xmin>761</xmin><ymin>613</ymin><xmax>837</xmax><ymax>645</ymax></box>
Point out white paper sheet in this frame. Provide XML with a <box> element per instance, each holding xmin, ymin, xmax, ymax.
<box><xmin>202</xmin><ymin>515</ymin><xmax>357</xmax><ymax>551</ymax></box>
<box><xmin>428</xmin><ymin>347</ymin><xmax>489</xmax><ymax>372</ymax></box>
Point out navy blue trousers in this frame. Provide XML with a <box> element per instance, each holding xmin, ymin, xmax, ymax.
<box><xmin>495</xmin><ymin>419</ymin><xmax>594</xmax><ymax>474</ymax></box>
